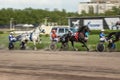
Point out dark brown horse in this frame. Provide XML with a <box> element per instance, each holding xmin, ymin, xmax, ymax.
<box><xmin>60</xmin><ymin>26</ymin><xmax>90</xmax><ymax>51</ymax></box>
<box><xmin>107</xmin><ymin>31</ymin><xmax>120</xmax><ymax>43</ymax></box>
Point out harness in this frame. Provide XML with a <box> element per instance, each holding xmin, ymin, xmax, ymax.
<box><xmin>75</xmin><ymin>32</ymin><xmax>84</xmax><ymax>41</ymax></box>
<box><xmin>75</xmin><ymin>32</ymin><xmax>79</xmax><ymax>41</ymax></box>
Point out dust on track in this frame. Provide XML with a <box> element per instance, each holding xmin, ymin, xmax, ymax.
<box><xmin>0</xmin><ymin>50</ymin><xmax>120</xmax><ymax>80</ymax></box>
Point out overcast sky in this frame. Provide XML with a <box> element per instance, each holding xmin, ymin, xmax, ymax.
<box><xmin>0</xmin><ymin>0</ymin><xmax>90</xmax><ymax>12</ymax></box>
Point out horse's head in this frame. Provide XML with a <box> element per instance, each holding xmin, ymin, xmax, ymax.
<box><xmin>83</xmin><ymin>25</ymin><xmax>90</xmax><ymax>32</ymax></box>
<box><xmin>41</xmin><ymin>29</ymin><xmax>45</xmax><ymax>33</ymax></box>
<box><xmin>37</xmin><ymin>26</ymin><xmax>45</xmax><ymax>34</ymax></box>
<box><xmin>78</xmin><ymin>25</ymin><xmax>87</xmax><ymax>32</ymax></box>
<box><xmin>31</xmin><ymin>26</ymin><xmax>44</xmax><ymax>37</ymax></box>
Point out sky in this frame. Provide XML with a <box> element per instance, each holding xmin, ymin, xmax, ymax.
<box><xmin>0</xmin><ymin>0</ymin><xmax>90</xmax><ymax>12</ymax></box>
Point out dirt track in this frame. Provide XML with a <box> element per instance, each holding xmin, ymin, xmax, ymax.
<box><xmin>0</xmin><ymin>50</ymin><xmax>120</xmax><ymax>80</ymax></box>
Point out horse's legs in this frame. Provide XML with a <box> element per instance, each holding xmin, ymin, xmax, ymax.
<box><xmin>60</xmin><ymin>42</ymin><xmax>69</xmax><ymax>51</ymax></box>
<box><xmin>38</xmin><ymin>36</ymin><xmax>42</xmax><ymax>44</ymax></box>
<box><xmin>81</xmin><ymin>40</ymin><xmax>89</xmax><ymax>51</ymax></box>
<box><xmin>70</xmin><ymin>41</ymin><xmax>76</xmax><ymax>51</ymax></box>
<box><xmin>20</xmin><ymin>41</ymin><xmax>26</xmax><ymax>50</ymax></box>
<box><xmin>60</xmin><ymin>42</ymin><xmax>64</xmax><ymax>50</ymax></box>
<box><xmin>39</xmin><ymin>39</ymin><xmax>42</xmax><ymax>44</ymax></box>
<box><xmin>33</xmin><ymin>41</ymin><xmax>37</xmax><ymax>50</ymax></box>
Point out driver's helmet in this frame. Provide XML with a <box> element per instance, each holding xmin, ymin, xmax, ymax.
<box><xmin>52</xmin><ymin>30</ymin><xmax>56</xmax><ymax>33</ymax></box>
<box><xmin>101</xmin><ymin>29</ymin><xmax>105</xmax><ymax>32</ymax></box>
<box><xmin>10</xmin><ymin>32</ymin><xmax>14</xmax><ymax>35</ymax></box>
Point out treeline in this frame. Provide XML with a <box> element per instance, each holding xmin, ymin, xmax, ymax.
<box><xmin>0</xmin><ymin>7</ymin><xmax>120</xmax><ymax>26</ymax></box>
<box><xmin>0</xmin><ymin>8</ymin><xmax>79</xmax><ymax>26</ymax></box>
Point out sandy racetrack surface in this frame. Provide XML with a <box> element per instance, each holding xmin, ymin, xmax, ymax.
<box><xmin>0</xmin><ymin>50</ymin><xmax>120</xmax><ymax>80</ymax></box>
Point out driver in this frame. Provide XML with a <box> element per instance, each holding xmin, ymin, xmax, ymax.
<box><xmin>8</xmin><ymin>32</ymin><xmax>16</xmax><ymax>42</ymax></box>
<box><xmin>99</xmin><ymin>29</ymin><xmax>106</xmax><ymax>42</ymax></box>
<box><xmin>50</xmin><ymin>29</ymin><xmax>59</xmax><ymax>42</ymax></box>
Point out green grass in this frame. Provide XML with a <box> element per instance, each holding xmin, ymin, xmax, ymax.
<box><xmin>0</xmin><ymin>33</ymin><xmax>9</xmax><ymax>49</ymax></box>
<box><xmin>0</xmin><ymin>33</ymin><xmax>120</xmax><ymax>51</ymax></box>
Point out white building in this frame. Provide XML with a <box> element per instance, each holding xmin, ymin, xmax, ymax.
<box><xmin>91</xmin><ymin>0</ymin><xmax>120</xmax><ymax>3</ymax></box>
<box><xmin>78</xmin><ymin>0</ymin><xmax>120</xmax><ymax>14</ymax></box>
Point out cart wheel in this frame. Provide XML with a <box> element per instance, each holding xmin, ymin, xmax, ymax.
<box><xmin>49</xmin><ymin>42</ymin><xmax>57</xmax><ymax>51</ymax></box>
<box><xmin>8</xmin><ymin>42</ymin><xmax>14</xmax><ymax>50</ymax></box>
<box><xmin>96</xmin><ymin>43</ymin><xmax>105</xmax><ymax>52</ymax></box>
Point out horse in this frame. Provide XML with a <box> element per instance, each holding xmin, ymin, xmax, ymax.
<box><xmin>103</xmin><ymin>31</ymin><xmax>120</xmax><ymax>52</ymax></box>
<box><xmin>107</xmin><ymin>31</ymin><xmax>120</xmax><ymax>43</ymax></box>
<box><xmin>59</xmin><ymin>31</ymin><xmax>71</xmax><ymax>50</ymax></box>
<box><xmin>60</xmin><ymin>25</ymin><xmax>90</xmax><ymax>51</ymax></box>
<box><xmin>16</xmin><ymin>26</ymin><xmax>45</xmax><ymax>50</ymax></box>
<box><xmin>115</xmin><ymin>21</ymin><xmax>120</xmax><ymax>30</ymax></box>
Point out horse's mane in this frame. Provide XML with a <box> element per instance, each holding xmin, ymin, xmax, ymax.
<box><xmin>107</xmin><ymin>32</ymin><xmax>120</xmax><ymax>37</ymax></box>
<box><xmin>78</xmin><ymin>25</ymin><xmax>90</xmax><ymax>33</ymax></box>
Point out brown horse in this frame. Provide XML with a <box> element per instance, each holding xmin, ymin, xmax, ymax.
<box><xmin>60</xmin><ymin>26</ymin><xmax>90</xmax><ymax>51</ymax></box>
<box><xmin>107</xmin><ymin>31</ymin><xmax>120</xmax><ymax>43</ymax></box>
